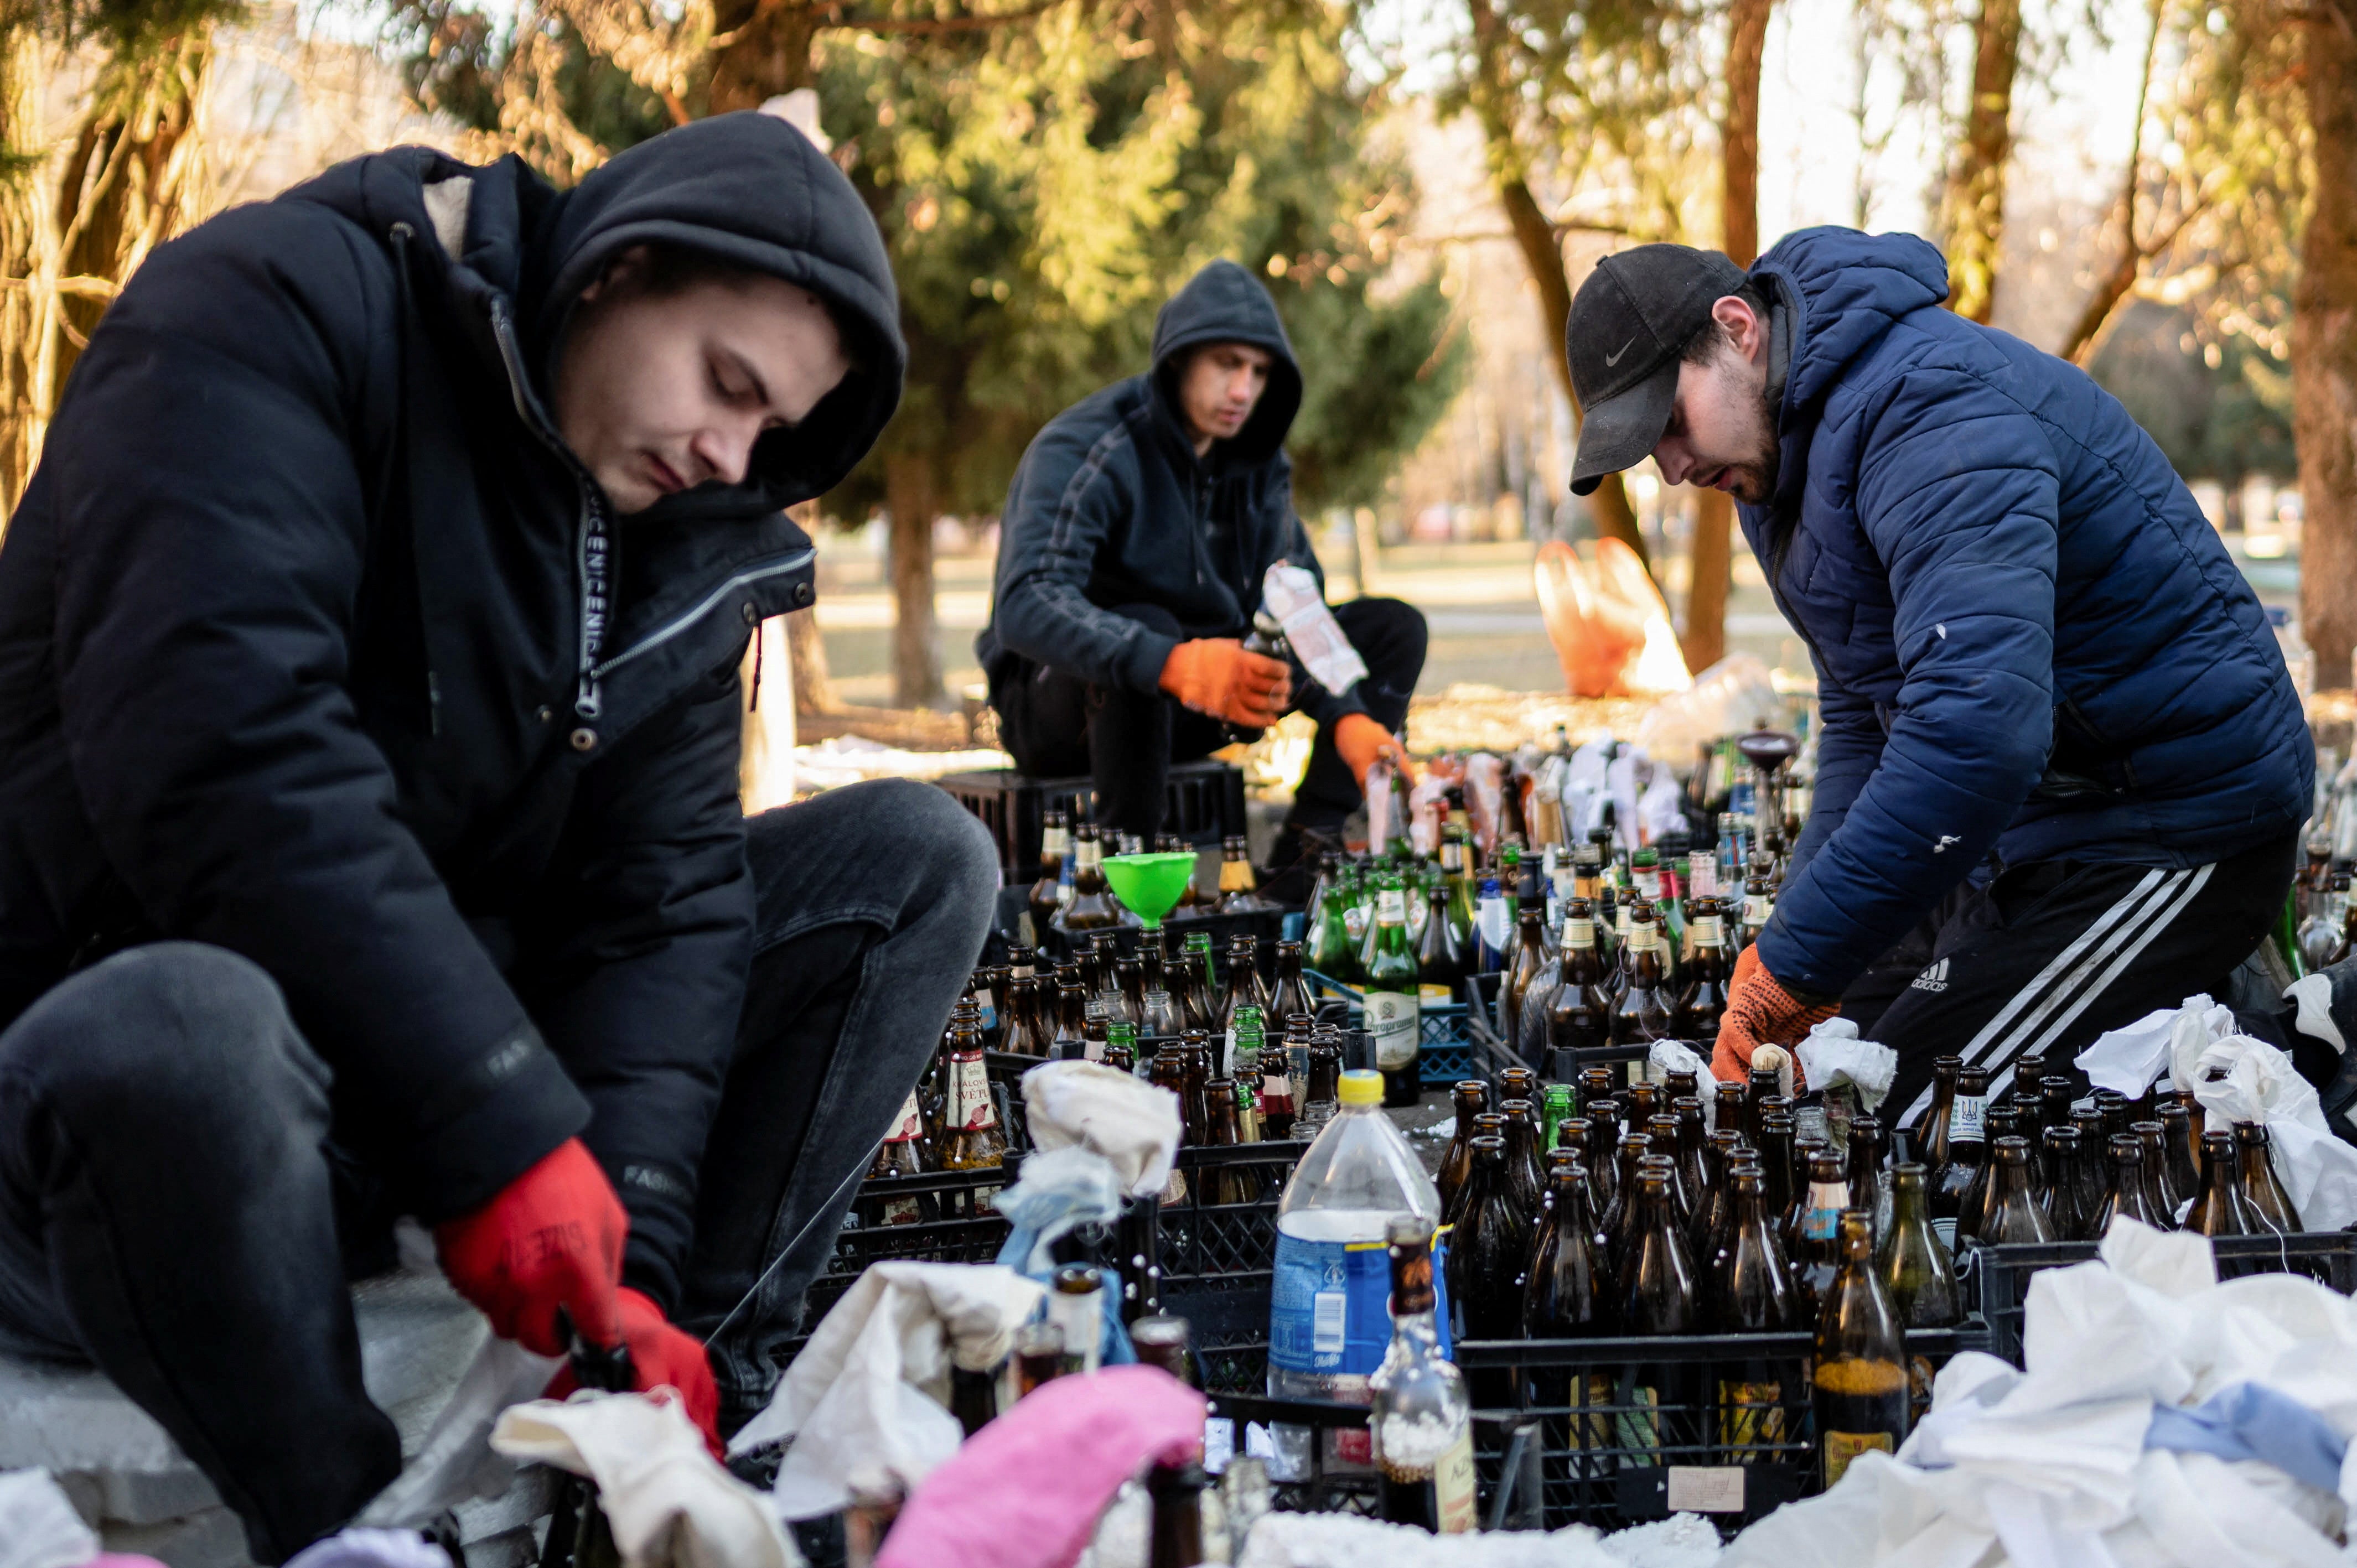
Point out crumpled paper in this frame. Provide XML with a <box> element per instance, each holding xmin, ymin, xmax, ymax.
<box><xmin>493</xmin><ymin>1393</ymin><xmax>797</xmax><ymax>1568</ymax></box>
<box><xmin>726</xmin><ymin>1262</ymin><xmax>1045</xmax><ymax>1520</ymax></box>
<box><xmin>1019</xmin><ymin>1061</ymin><xmax>1181</xmax><ymax>1199</ymax></box>
<box><xmin>1719</xmin><ymin>1218</ymin><xmax>2357</xmax><ymax>1568</ymax></box>
<box><xmin>1795</xmin><ymin>1020</ymin><xmax>1898</xmax><ymax>1113</ymax></box>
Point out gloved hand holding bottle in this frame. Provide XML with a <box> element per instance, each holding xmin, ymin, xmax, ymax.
<box><xmin>1159</xmin><ymin>638</ymin><xmax>1290</xmax><ymax>728</ymax></box>
<box><xmin>1712</xmin><ymin>945</ymin><xmax>1839</xmax><ymax>1083</ymax></box>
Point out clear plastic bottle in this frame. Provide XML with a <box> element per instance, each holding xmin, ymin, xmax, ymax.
<box><xmin>1267</xmin><ymin>1069</ymin><xmax>1443</xmax><ymax>1478</ymax></box>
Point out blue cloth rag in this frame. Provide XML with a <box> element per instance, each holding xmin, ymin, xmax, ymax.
<box><xmin>2143</xmin><ymin>1382</ymin><xmax>2346</xmax><ymax>1494</ymax></box>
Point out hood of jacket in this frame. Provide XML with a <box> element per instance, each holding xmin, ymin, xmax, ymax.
<box><xmin>1148</xmin><ymin>259</ymin><xmax>1303</xmax><ymax>467</ymax></box>
<box><xmin>1759</xmin><ymin>227</ymin><xmax>1950</xmax><ymax>426</ymax></box>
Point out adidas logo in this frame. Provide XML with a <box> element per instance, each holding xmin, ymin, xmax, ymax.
<box><xmin>1911</xmin><ymin>958</ymin><xmax>1951</xmax><ymax>993</ymax></box>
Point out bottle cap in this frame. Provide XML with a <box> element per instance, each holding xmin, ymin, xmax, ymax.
<box><xmin>1338</xmin><ymin>1068</ymin><xmax>1383</xmax><ymax>1105</ymax></box>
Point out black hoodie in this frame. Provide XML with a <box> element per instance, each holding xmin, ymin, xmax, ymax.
<box><xmin>976</xmin><ymin>260</ymin><xmax>1365</xmax><ymax>729</ymax></box>
<box><xmin>0</xmin><ymin>113</ymin><xmax>904</xmax><ymax>1307</ymax></box>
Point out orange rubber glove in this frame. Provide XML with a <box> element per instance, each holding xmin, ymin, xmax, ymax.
<box><xmin>543</xmin><ymin>1286</ymin><xmax>724</xmax><ymax>1459</ymax></box>
<box><xmin>1159</xmin><ymin>638</ymin><xmax>1291</xmax><ymax>728</ymax></box>
<box><xmin>1334</xmin><ymin>712</ymin><xmax>1410</xmax><ymax>789</ymax></box>
<box><xmin>1712</xmin><ymin>944</ymin><xmax>1839</xmax><ymax>1084</ymax></box>
<box><xmin>433</xmin><ymin>1137</ymin><xmax>627</xmax><ymax>1356</ymax></box>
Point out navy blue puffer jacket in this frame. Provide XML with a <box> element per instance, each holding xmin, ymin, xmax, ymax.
<box><xmin>1744</xmin><ymin>228</ymin><xmax>2310</xmax><ymax>997</ymax></box>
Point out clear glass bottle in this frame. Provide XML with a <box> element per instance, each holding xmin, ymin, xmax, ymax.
<box><xmin>1980</xmin><ymin>1136</ymin><xmax>2056</xmax><ymax>1243</ymax></box>
<box><xmin>1370</xmin><ymin>1216</ymin><xmax>1477</xmax><ymax>1534</ymax></box>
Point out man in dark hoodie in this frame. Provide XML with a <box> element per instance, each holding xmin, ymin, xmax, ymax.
<box><xmin>0</xmin><ymin>114</ymin><xmax>997</xmax><ymax>1558</ymax></box>
<box><xmin>978</xmin><ymin>260</ymin><xmax>1426</xmax><ymax>853</ymax></box>
<box><xmin>1560</xmin><ymin>233</ymin><xmax>2308</xmax><ymax>1123</ymax></box>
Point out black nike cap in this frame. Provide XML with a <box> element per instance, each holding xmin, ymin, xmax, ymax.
<box><xmin>1566</xmin><ymin>244</ymin><xmax>1752</xmax><ymax>496</ymax></box>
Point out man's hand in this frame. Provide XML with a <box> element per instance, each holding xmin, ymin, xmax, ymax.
<box><xmin>1712</xmin><ymin>945</ymin><xmax>1838</xmax><ymax>1083</ymax></box>
<box><xmin>433</xmin><ymin>1136</ymin><xmax>626</xmax><ymax>1357</ymax></box>
<box><xmin>1159</xmin><ymin>638</ymin><xmax>1291</xmax><ymax>728</ymax></box>
<box><xmin>1334</xmin><ymin>712</ymin><xmax>1409</xmax><ymax>789</ymax></box>
<box><xmin>543</xmin><ymin>1287</ymin><xmax>724</xmax><ymax>1458</ymax></box>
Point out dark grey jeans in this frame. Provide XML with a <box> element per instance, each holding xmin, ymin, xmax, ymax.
<box><xmin>0</xmin><ymin>778</ymin><xmax>997</xmax><ymax>1563</ymax></box>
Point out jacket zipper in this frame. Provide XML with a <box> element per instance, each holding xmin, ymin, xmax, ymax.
<box><xmin>485</xmin><ymin>298</ymin><xmax>612</xmax><ymax>720</ymax></box>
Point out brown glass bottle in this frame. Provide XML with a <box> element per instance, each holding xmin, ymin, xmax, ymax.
<box><xmin>1218</xmin><ymin>934</ymin><xmax>1267</xmax><ymax>1039</ymax></box>
<box><xmin>999</xmin><ymin>974</ymin><xmax>1046</xmax><ymax>1058</ymax></box>
<box><xmin>1436</xmin><ymin>1080</ymin><xmax>1488</xmax><ymax>1218</ymax></box>
<box><xmin>2235</xmin><ymin>1122</ymin><xmax>2302</xmax><ymax>1232</ymax></box>
<box><xmin>1029</xmin><ymin>811</ymin><xmax>1070</xmax><ymax>936</ymax></box>
<box><xmin>939</xmin><ymin>1004</ymin><xmax>1008</xmax><ymax>1170</ymax></box>
<box><xmin>1416</xmin><ymin>883</ymin><xmax>1468</xmax><ymax>1003</ymax></box>
<box><xmin>1145</xmin><ymin>1461</ymin><xmax>1209</xmax><ymax>1568</ymax></box>
<box><xmin>1055</xmin><ymin>822</ymin><xmax>1128</xmax><ymax>934</ymax></box>
<box><xmin>1980</xmin><ymin>1138</ymin><xmax>2055</xmax><ymax>1243</ymax></box>
<box><xmin>1847</xmin><ymin>1117</ymin><xmax>1888</xmax><ymax>1240</ymax></box>
<box><xmin>1711</xmin><ymin>1165</ymin><xmax>1797</xmax><ymax>1331</ymax></box>
<box><xmin>1583</xmin><ymin>1098</ymin><xmax>1624</xmax><ymax>1215</ymax></box>
<box><xmin>1954</xmin><ymin>1100</ymin><xmax>2023</xmax><ymax>1246</ymax></box>
<box><xmin>1672</xmin><ymin>1096</ymin><xmax>1711</xmax><ymax>1212</ymax></box>
<box><xmin>1913</xmin><ymin>1055</ymin><xmax>1963</xmax><ymax>1168</ymax></box>
<box><xmin>2156</xmin><ymin>1099</ymin><xmax>2201</xmax><ymax>1203</ymax></box>
<box><xmin>1265</xmin><ymin>939</ymin><xmax>1313</xmax><ymax>1037</ymax></box>
<box><xmin>1757</xmin><ymin>1111</ymin><xmax>1797</xmax><ymax>1222</ymax></box>
<box><xmin>1814</xmin><ymin>1212</ymin><xmax>1910</xmax><ymax>1487</ymax></box>
<box><xmin>1500</xmin><ymin>1098</ymin><xmax>1548</xmax><ymax>1219</ymax></box>
<box><xmin>1524</xmin><ymin>1160</ymin><xmax>1610</xmax><ymax>1338</ymax></box>
<box><xmin>1177</xmin><ymin>1032</ymin><xmax>1214</xmax><ymax>1143</ymax></box>
<box><xmin>1787</xmin><ymin>1149</ymin><xmax>1850</xmax><ymax>1322</ymax></box>
<box><xmin>1714</xmin><ymin>1079</ymin><xmax>1749</xmax><ymax>1150</ymax></box>
<box><xmin>2183</xmin><ymin>1129</ymin><xmax>2254</xmax><ymax>1245</ymax></box>
<box><xmin>1648</xmin><ymin>1112</ymin><xmax>1695</xmax><ymax>1230</ymax></box>
<box><xmin>1503</xmin><ymin>905</ymin><xmax>1551</xmax><ymax>1047</ymax></box>
<box><xmin>1449</xmin><ymin>1136</ymin><xmax>1531</xmax><ymax>1339</ymax></box>
<box><xmin>2092</xmin><ymin>1134</ymin><xmax>2165</xmax><ymax>1234</ymax></box>
<box><xmin>1672</xmin><ymin>899</ymin><xmax>1732</xmax><ymax>1041</ymax></box>
<box><xmin>1614</xmin><ymin>1162</ymin><xmax>1700</xmax><ymax>1335</ymax></box>
<box><xmin>1928</xmin><ymin>1065</ymin><xmax>1990</xmax><ymax>1249</ymax></box>
<box><xmin>1130</xmin><ymin>1315</ymin><xmax>1194</xmax><ymax>1385</ymax></box>
<box><xmin>1610</xmin><ymin>901</ymin><xmax>1675</xmax><ymax>1046</ymax></box>
<box><xmin>1692</xmin><ymin>1130</ymin><xmax>1744</xmax><ymax>1258</ymax></box>
<box><xmin>2039</xmin><ymin>1126</ymin><xmax>2089</xmax><ymax>1240</ymax></box>
<box><xmin>2131</xmin><ymin>1120</ymin><xmax>2182</xmax><ymax>1221</ymax></box>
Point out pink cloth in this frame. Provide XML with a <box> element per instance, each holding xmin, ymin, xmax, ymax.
<box><xmin>876</xmin><ymin>1364</ymin><xmax>1205</xmax><ymax>1568</ymax></box>
<box><xmin>90</xmin><ymin>1558</ymin><xmax>173</xmax><ymax>1567</ymax></box>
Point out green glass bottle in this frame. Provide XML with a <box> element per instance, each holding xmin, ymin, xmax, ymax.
<box><xmin>1541</xmin><ymin>1083</ymin><xmax>1575</xmax><ymax>1153</ymax></box>
<box><xmin>1366</xmin><ymin>870</ymin><xmax>1423</xmax><ymax>1108</ymax></box>
<box><xmin>1874</xmin><ymin>1162</ymin><xmax>1960</xmax><ymax>1327</ymax></box>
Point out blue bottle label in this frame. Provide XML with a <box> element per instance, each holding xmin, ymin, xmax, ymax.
<box><xmin>1270</xmin><ymin>1226</ymin><xmax>1452</xmax><ymax>1375</ymax></box>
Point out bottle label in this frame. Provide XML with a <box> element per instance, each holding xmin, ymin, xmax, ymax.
<box><xmin>1261</xmin><ymin>1066</ymin><xmax>1293</xmax><ymax>1105</ymax></box>
<box><xmin>885</xmin><ymin>1089</ymin><xmax>923</xmax><ymax>1143</ymax></box>
<box><xmin>1636</xmin><ymin>869</ymin><xmax>1661</xmax><ymax>899</ymax></box>
<box><xmin>1742</xmin><ymin>893</ymin><xmax>1770</xmax><ymax>927</ymax></box>
<box><xmin>1268</xmin><ymin>1233</ymin><xmax>1392</xmax><ymax>1376</ymax></box>
<box><xmin>1822</xmin><ymin>1430</ymin><xmax>1894</xmax><ymax>1487</ymax></box>
<box><xmin>1477</xmin><ymin>896</ymin><xmax>1510</xmax><ymax>953</ymax></box>
<box><xmin>1932</xmin><ymin>1217</ymin><xmax>1958</xmax><ymax>1251</ymax></box>
<box><xmin>1367</xmin><ymin>991</ymin><xmax>1420</xmax><ymax>1068</ymax></box>
<box><xmin>1344</xmin><ymin>903</ymin><xmax>1372</xmax><ymax>942</ymax></box>
<box><xmin>1692</xmin><ymin>915</ymin><xmax>1722</xmax><ymax>944</ymax></box>
<box><xmin>950</xmin><ymin>1055</ymin><xmax>996</xmax><ymax>1130</ymax></box>
<box><xmin>1221</xmin><ymin>1026</ymin><xmax>1238</xmax><ymax>1078</ymax></box>
<box><xmin>879</xmin><ymin>1195</ymin><xmax>924</xmax><ymax>1226</ymax></box>
<box><xmin>1629</xmin><ymin>922</ymin><xmax>1660</xmax><ymax>954</ymax></box>
<box><xmin>1376</xmin><ymin>888</ymin><xmax>1407</xmax><ymax>923</ymax></box>
<box><xmin>1566</xmin><ymin>917</ymin><xmax>1595</xmax><ymax>948</ymax></box>
<box><xmin>1803</xmin><ymin>1180</ymin><xmax>1848</xmax><ymax>1241</ymax></box>
<box><xmin>1434</xmin><ymin>1426</ymin><xmax>1478</xmax><ymax>1534</ymax></box>
<box><xmin>1947</xmin><ymin>1095</ymin><xmax>1987</xmax><ymax>1144</ymax></box>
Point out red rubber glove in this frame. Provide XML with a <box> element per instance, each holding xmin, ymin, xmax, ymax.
<box><xmin>433</xmin><ymin>1137</ymin><xmax>626</xmax><ymax>1356</ymax></box>
<box><xmin>1712</xmin><ymin>944</ymin><xmax>1838</xmax><ymax>1084</ymax></box>
<box><xmin>1159</xmin><ymin>638</ymin><xmax>1291</xmax><ymax>728</ymax></box>
<box><xmin>543</xmin><ymin>1287</ymin><xmax>724</xmax><ymax>1460</ymax></box>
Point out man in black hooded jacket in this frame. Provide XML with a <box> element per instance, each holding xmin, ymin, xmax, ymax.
<box><xmin>0</xmin><ymin>113</ymin><xmax>997</xmax><ymax>1559</ymax></box>
<box><xmin>978</xmin><ymin>261</ymin><xmax>1426</xmax><ymax>853</ymax></box>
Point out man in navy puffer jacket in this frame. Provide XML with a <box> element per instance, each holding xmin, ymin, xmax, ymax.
<box><xmin>1565</xmin><ymin>231</ymin><xmax>2310</xmax><ymax>1123</ymax></box>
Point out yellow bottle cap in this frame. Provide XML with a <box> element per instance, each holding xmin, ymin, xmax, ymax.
<box><xmin>1338</xmin><ymin>1069</ymin><xmax>1383</xmax><ymax>1105</ymax></box>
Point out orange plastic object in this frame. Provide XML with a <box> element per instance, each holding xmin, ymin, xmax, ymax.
<box><xmin>1534</xmin><ymin>537</ymin><xmax>1693</xmax><ymax>697</ymax></box>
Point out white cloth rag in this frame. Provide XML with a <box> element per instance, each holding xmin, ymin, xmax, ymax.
<box><xmin>1020</xmin><ymin>1060</ymin><xmax>1181</xmax><ymax>1198</ymax></box>
<box><xmin>492</xmin><ymin>1392</ymin><xmax>797</xmax><ymax>1568</ymax></box>
<box><xmin>355</xmin><ymin>1337</ymin><xmax>560</xmax><ymax>1527</ymax></box>
<box><xmin>1236</xmin><ymin>1509</ymin><xmax>1721</xmax><ymax>1567</ymax></box>
<box><xmin>283</xmin><ymin>1530</ymin><xmax>455</xmax><ymax>1568</ymax></box>
<box><xmin>2183</xmin><ymin>1031</ymin><xmax>2357</xmax><ymax>1230</ymax></box>
<box><xmin>0</xmin><ymin>1470</ymin><xmax>99</xmax><ymax>1568</ymax></box>
<box><xmin>1262</xmin><ymin>563</ymin><xmax>1367</xmax><ymax>695</ymax></box>
<box><xmin>1795</xmin><ymin>1020</ymin><xmax>1898</xmax><ymax>1113</ymax></box>
<box><xmin>726</xmin><ymin>1261</ymin><xmax>1046</xmax><ymax>1521</ymax></box>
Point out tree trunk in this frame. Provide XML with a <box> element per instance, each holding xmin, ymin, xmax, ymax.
<box><xmin>884</xmin><ymin>451</ymin><xmax>944</xmax><ymax>707</ymax></box>
<box><xmin>1494</xmin><ymin>174</ymin><xmax>1649</xmax><ymax>567</ymax></box>
<box><xmin>1682</xmin><ymin>0</ymin><xmax>1771</xmax><ymax>676</ymax></box>
<box><xmin>1942</xmin><ymin>0</ymin><xmax>2023</xmax><ymax>324</ymax></box>
<box><xmin>2296</xmin><ymin>0</ymin><xmax>2357</xmax><ymax>688</ymax></box>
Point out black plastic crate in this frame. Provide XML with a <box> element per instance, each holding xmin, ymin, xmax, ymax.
<box><xmin>1304</xmin><ymin>969</ymin><xmax>1528</xmax><ymax>1086</ymax></box>
<box><xmin>1967</xmin><ymin>1229</ymin><xmax>2357</xmax><ymax>1365</ymax></box>
<box><xmin>934</xmin><ymin>761</ymin><xmax>1246</xmax><ymax>875</ymax></box>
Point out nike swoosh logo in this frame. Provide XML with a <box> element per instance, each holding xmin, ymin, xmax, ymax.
<box><xmin>1604</xmin><ymin>337</ymin><xmax>1638</xmax><ymax>367</ymax></box>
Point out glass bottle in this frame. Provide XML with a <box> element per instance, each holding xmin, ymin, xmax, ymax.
<box><xmin>1597</xmin><ymin>1131</ymin><xmax>1654</xmax><ymax>1275</ymax></box>
<box><xmin>2040</xmin><ymin>1126</ymin><xmax>2089</xmax><ymax>1240</ymax></box>
<box><xmin>1711</xmin><ymin>1165</ymin><xmax>1797</xmax><ymax>1332</ymax></box>
<box><xmin>1304</xmin><ymin>852</ymin><xmax>1358</xmax><ymax>983</ymax></box>
<box><xmin>1814</xmin><ymin>1212</ymin><xmax>1910</xmax><ymax>1487</ymax></box>
<box><xmin>1500</xmin><ymin>1098</ymin><xmax>1548</xmax><ymax>1221</ymax></box>
<box><xmin>1614</xmin><ymin>1162</ymin><xmax>1700</xmax><ymax>1335</ymax></box>
<box><xmin>1447</xmin><ymin>1112</ymin><xmax>1509</xmax><ymax>1227</ymax></box>
<box><xmin>1692</xmin><ymin>1130</ymin><xmax>1743</xmax><ymax>1256</ymax></box>
<box><xmin>1847</xmin><ymin>1115</ymin><xmax>1889</xmax><ymax>1243</ymax></box>
<box><xmin>1954</xmin><ymin>1100</ymin><xmax>2023</xmax><ymax>1246</ymax></box>
<box><xmin>1054</xmin><ymin>821</ymin><xmax>1130</xmax><ymax>934</ymax></box>
<box><xmin>1714</xmin><ymin>1080</ymin><xmax>1749</xmax><ymax>1151</ymax></box>
<box><xmin>1130</xmin><ymin>1314</ymin><xmax>1194</xmax><ymax>1386</ymax></box>
<box><xmin>867</xmin><ymin>1086</ymin><xmax>934</xmax><ymax>1226</ymax></box>
<box><xmin>1265</xmin><ymin>939</ymin><xmax>1313</xmax><ymax>1037</ymax></box>
<box><xmin>1450</xmin><ymin>1136</ymin><xmax>1532</xmax><ymax>1338</ymax></box>
<box><xmin>1542</xmin><ymin>1083</ymin><xmax>1577</xmax><ymax>1154</ymax></box>
<box><xmin>1219</xmin><ymin>936</ymin><xmax>1267</xmax><ymax>1050</ymax></box>
<box><xmin>1584</xmin><ymin>1098</ymin><xmax>1623</xmax><ymax>1215</ymax></box>
<box><xmin>999</xmin><ymin>974</ymin><xmax>1046</xmax><ymax>1058</ymax></box>
<box><xmin>2132</xmin><ymin>1120</ymin><xmax>2182</xmax><ymax>1222</ymax></box>
<box><xmin>1503</xmin><ymin>905</ymin><xmax>1551</xmax><ymax>1048</ymax></box>
<box><xmin>1142</xmin><ymin>987</ymin><xmax>1181</xmax><ymax>1041</ymax></box>
<box><xmin>1648</xmin><ymin>1112</ymin><xmax>1696</xmax><ymax>1230</ymax></box>
<box><xmin>1201</xmin><ymin>1077</ymin><xmax>1251</xmax><ymax>1203</ymax></box>
<box><xmin>1913</xmin><ymin>1055</ymin><xmax>1963</xmax><ymax>1168</ymax></box>
<box><xmin>2157</xmin><ymin>1099</ymin><xmax>2201</xmax><ymax>1206</ymax></box>
<box><xmin>2235</xmin><ymin>1122</ymin><xmax>2302</xmax><ymax>1232</ymax></box>
<box><xmin>1145</xmin><ymin>1461</ymin><xmax>1209</xmax><ymax>1568</ymax></box>
<box><xmin>1252</xmin><ymin>1013</ymin><xmax>1296</xmax><ymax>1142</ymax></box>
<box><xmin>1293</xmin><ymin>1030</ymin><xmax>1344</xmax><ymax>1141</ymax></box>
<box><xmin>1673</xmin><ymin>1097</ymin><xmax>1711</xmax><ymax>1212</ymax></box>
<box><xmin>1673</xmin><ymin>899</ymin><xmax>1731</xmax><ymax>1041</ymax></box>
<box><xmin>1609</xmin><ymin>901</ymin><xmax>1674</xmax><ymax>1046</ymax></box>
<box><xmin>1029</xmin><ymin>809</ymin><xmax>1070</xmax><ymax>936</ymax></box>
<box><xmin>1524</xmin><ymin>1160</ymin><xmax>1610</xmax><ymax>1338</ymax></box>
<box><xmin>1364</xmin><ymin>872</ymin><xmax>1423</xmax><ymax>1108</ymax></box>
<box><xmin>1981</xmin><ymin>1137</ymin><xmax>2055</xmax><ymax>1243</ymax></box>
<box><xmin>1218</xmin><ymin>834</ymin><xmax>1278</xmax><ymax>912</ymax></box>
<box><xmin>1929</xmin><ymin>1065</ymin><xmax>1990</xmax><ymax>1249</ymax></box>
<box><xmin>1787</xmin><ymin>1148</ymin><xmax>1849</xmax><ymax>1323</ymax></box>
<box><xmin>2183</xmin><ymin>1129</ymin><xmax>2254</xmax><ymax>1247</ymax></box>
<box><xmin>1874</xmin><ymin>1163</ymin><xmax>1960</xmax><ymax>1327</ymax></box>
<box><xmin>1370</xmin><ymin>1216</ymin><xmax>1478</xmax><ymax>1534</ymax></box>
<box><xmin>938</xmin><ymin>1004</ymin><xmax>1008</xmax><ymax>1170</ymax></box>
<box><xmin>2093</xmin><ymin>1134</ymin><xmax>2164</xmax><ymax>1234</ymax></box>
<box><xmin>1417</xmin><ymin>882</ymin><xmax>1467</xmax><ymax>1003</ymax></box>
<box><xmin>1435</xmin><ymin>1080</ymin><xmax>1488</xmax><ymax>1218</ymax></box>
<box><xmin>1545</xmin><ymin>898</ymin><xmax>1612</xmax><ymax>1081</ymax></box>
<box><xmin>1757</xmin><ymin>1111</ymin><xmax>1797</xmax><ymax>1222</ymax></box>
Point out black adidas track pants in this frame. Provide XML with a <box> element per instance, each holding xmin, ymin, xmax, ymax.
<box><xmin>1841</xmin><ymin>833</ymin><xmax>2298</xmax><ymax>1133</ymax></box>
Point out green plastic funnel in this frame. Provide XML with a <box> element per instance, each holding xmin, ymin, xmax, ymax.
<box><xmin>1103</xmin><ymin>850</ymin><xmax>1199</xmax><ymax>930</ymax></box>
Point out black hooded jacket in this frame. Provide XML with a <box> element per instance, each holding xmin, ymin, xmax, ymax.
<box><xmin>0</xmin><ymin>113</ymin><xmax>904</xmax><ymax>1308</ymax></box>
<box><xmin>976</xmin><ymin>261</ymin><xmax>1364</xmax><ymax>729</ymax></box>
